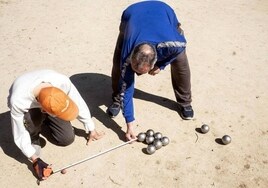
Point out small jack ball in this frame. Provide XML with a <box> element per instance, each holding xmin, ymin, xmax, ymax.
<box><xmin>222</xmin><ymin>135</ymin><xmax>231</xmax><ymax>145</ymax></box>
<box><xmin>201</xmin><ymin>124</ymin><xmax>210</xmax><ymax>133</ymax></box>
<box><xmin>61</xmin><ymin>169</ymin><xmax>67</xmax><ymax>174</ymax></box>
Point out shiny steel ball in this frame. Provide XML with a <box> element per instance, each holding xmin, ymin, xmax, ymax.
<box><xmin>161</xmin><ymin>136</ymin><xmax>170</xmax><ymax>146</ymax></box>
<box><xmin>146</xmin><ymin>136</ymin><xmax>155</xmax><ymax>144</ymax></box>
<box><xmin>146</xmin><ymin>129</ymin><xmax>154</xmax><ymax>137</ymax></box>
<box><xmin>153</xmin><ymin>139</ymin><xmax>162</xmax><ymax>150</ymax></box>
<box><xmin>146</xmin><ymin>144</ymin><xmax>156</xmax><ymax>154</ymax></box>
<box><xmin>222</xmin><ymin>135</ymin><xmax>231</xmax><ymax>145</ymax></box>
<box><xmin>201</xmin><ymin>124</ymin><xmax>210</xmax><ymax>133</ymax></box>
<box><xmin>154</xmin><ymin>132</ymin><xmax>162</xmax><ymax>139</ymax></box>
<box><xmin>137</xmin><ymin>132</ymin><xmax>146</xmax><ymax>142</ymax></box>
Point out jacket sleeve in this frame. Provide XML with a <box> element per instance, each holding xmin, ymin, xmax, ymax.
<box><xmin>67</xmin><ymin>82</ymin><xmax>95</xmax><ymax>133</ymax></box>
<box><xmin>119</xmin><ymin>63</ymin><xmax>135</xmax><ymax>123</ymax></box>
<box><xmin>10</xmin><ymin>106</ymin><xmax>36</xmax><ymax>158</ymax></box>
<box><xmin>155</xmin><ymin>46</ymin><xmax>186</xmax><ymax>70</ymax></box>
<box><xmin>165</xmin><ymin>4</ymin><xmax>180</xmax><ymax>28</ymax></box>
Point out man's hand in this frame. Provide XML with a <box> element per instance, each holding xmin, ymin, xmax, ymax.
<box><xmin>86</xmin><ymin>130</ymin><xmax>105</xmax><ymax>145</ymax></box>
<box><xmin>177</xmin><ymin>23</ymin><xmax>184</xmax><ymax>35</ymax></box>
<box><xmin>149</xmin><ymin>66</ymin><xmax>160</xmax><ymax>76</ymax></box>
<box><xmin>32</xmin><ymin>158</ymin><xmax>53</xmax><ymax>180</ymax></box>
<box><xmin>126</xmin><ymin>122</ymin><xmax>137</xmax><ymax>141</ymax></box>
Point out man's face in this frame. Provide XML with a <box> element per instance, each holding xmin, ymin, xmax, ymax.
<box><xmin>131</xmin><ymin>59</ymin><xmax>151</xmax><ymax>76</ymax></box>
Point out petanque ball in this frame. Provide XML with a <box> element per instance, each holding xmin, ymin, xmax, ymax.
<box><xmin>61</xmin><ymin>169</ymin><xmax>67</xmax><ymax>174</ymax></box>
<box><xmin>154</xmin><ymin>132</ymin><xmax>162</xmax><ymax>140</ymax></box>
<box><xmin>161</xmin><ymin>136</ymin><xmax>170</xmax><ymax>146</ymax></box>
<box><xmin>222</xmin><ymin>135</ymin><xmax>231</xmax><ymax>145</ymax></box>
<box><xmin>137</xmin><ymin>132</ymin><xmax>146</xmax><ymax>142</ymax></box>
<box><xmin>146</xmin><ymin>144</ymin><xmax>156</xmax><ymax>154</ymax></box>
<box><xmin>153</xmin><ymin>139</ymin><xmax>162</xmax><ymax>150</ymax></box>
<box><xmin>146</xmin><ymin>129</ymin><xmax>154</xmax><ymax>137</ymax></box>
<box><xmin>146</xmin><ymin>136</ymin><xmax>154</xmax><ymax>144</ymax></box>
<box><xmin>201</xmin><ymin>124</ymin><xmax>210</xmax><ymax>134</ymax></box>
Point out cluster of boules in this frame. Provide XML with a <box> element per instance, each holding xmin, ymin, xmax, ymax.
<box><xmin>137</xmin><ymin>129</ymin><xmax>170</xmax><ymax>155</ymax></box>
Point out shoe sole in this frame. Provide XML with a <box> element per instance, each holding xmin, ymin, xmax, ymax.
<box><xmin>106</xmin><ymin>109</ymin><xmax>119</xmax><ymax>118</ymax></box>
<box><xmin>178</xmin><ymin>111</ymin><xmax>193</xmax><ymax>120</ymax></box>
<box><xmin>181</xmin><ymin>116</ymin><xmax>193</xmax><ymax>120</ymax></box>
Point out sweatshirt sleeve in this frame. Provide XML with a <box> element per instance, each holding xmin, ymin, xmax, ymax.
<box><xmin>119</xmin><ymin>62</ymin><xmax>135</xmax><ymax>123</ymax></box>
<box><xmin>10</xmin><ymin>106</ymin><xmax>36</xmax><ymax>158</ymax></box>
<box><xmin>156</xmin><ymin>43</ymin><xmax>186</xmax><ymax>70</ymax></box>
<box><xmin>67</xmin><ymin>82</ymin><xmax>95</xmax><ymax>133</ymax></box>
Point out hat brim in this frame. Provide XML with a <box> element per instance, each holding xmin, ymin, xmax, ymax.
<box><xmin>56</xmin><ymin>98</ymin><xmax>79</xmax><ymax>121</ymax></box>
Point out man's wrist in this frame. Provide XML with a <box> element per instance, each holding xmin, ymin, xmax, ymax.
<box><xmin>127</xmin><ymin>121</ymin><xmax>134</xmax><ymax>128</ymax></box>
<box><xmin>30</xmin><ymin>154</ymin><xmax>38</xmax><ymax>163</ymax></box>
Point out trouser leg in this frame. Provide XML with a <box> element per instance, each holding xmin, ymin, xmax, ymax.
<box><xmin>111</xmin><ymin>28</ymin><xmax>124</xmax><ymax>103</ymax></box>
<box><xmin>44</xmin><ymin>116</ymin><xmax>75</xmax><ymax>146</ymax></box>
<box><xmin>170</xmin><ymin>50</ymin><xmax>192</xmax><ymax>107</ymax></box>
<box><xmin>107</xmin><ymin>29</ymin><xmax>125</xmax><ymax>117</ymax></box>
<box><xmin>24</xmin><ymin>108</ymin><xmax>75</xmax><ymax>146</ymax></box>
<box><xmin>24</xmin><ymin>108</ymin><xmax>45</xmax><ymax>144</ymax></box>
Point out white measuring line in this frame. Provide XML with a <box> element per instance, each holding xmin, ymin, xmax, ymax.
<box><xmin>53</xmin><ymin>138</ymin><xmax>137</xmax><ymax>174</ymax></box>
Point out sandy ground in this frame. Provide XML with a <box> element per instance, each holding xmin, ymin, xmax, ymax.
<box><xmin>0</xmin><ymin>0</ymin><xmax>268</xmax><ymax>187</ymax></box>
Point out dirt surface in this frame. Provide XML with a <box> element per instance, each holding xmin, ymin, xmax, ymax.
<box><xmin>0</xmin><ymin>0</ymin><xmax>268</xmax><ymax>187</ymax></box>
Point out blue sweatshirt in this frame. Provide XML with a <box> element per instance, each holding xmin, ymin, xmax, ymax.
<box><xmin>119</xmin><ymin>1</ymin><xmax>187</xmax><ymax>123</ymax></box>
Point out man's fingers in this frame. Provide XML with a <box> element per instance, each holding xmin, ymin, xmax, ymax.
<box><xmin>87</xmin><ymin>131</ymin><xmax>105</xmax><ymax>145</ymax></box>
<box><xmin>126</xmin><ymin>134</ymin><xmax>135</xmax><ymax>141</ymax></box>
<box><xmin>86</xmin><ymin>138</ymin><xmax>92</xmax><ymax>145</ymax></box>
<box><xmin>126</xmin><ymin>135</ymin><xmax>136</xmax><ymax>142</ymax></box>
<box><xmin>47</xmin><ymin>164</ymin><xmax>52</xmax><ymax>168</ymax></box>
<box><xmin>125</xmin><ymin>134</ymin><xmax>131</xmax><ymax>141</ymax></box>
<box><xmin>95</xmin><ymin>131</ymin><xmax>105</xmax><ymax>140</ymax></box>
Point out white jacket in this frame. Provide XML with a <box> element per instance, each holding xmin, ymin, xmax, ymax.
<box><xmin>8</xmin><ymin>69</ymin><xmax>95</xmax><ymax>158</ymax></box>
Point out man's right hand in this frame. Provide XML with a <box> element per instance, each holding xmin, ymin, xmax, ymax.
<box><xmin>148</xmin><ymin>65</ymin><xmax>160</xmax><ymax>75</ymax></box>
<box><xmin>126</xmin><ymin>122</ymin><xmax>137</xmax><ymax>141</ymax></box>
<box><xmin>86</xmin><ymin>130</ymin><xmax>105</xmax><ymax>145</ymax></box>
<box><xmin>177</xmin><ymin>23</ymin><xmax>184</xmax><ymax>35</ymax></box>
<box><xmin>32</xmin><ymin>158</ymin><xmax>53</xmax><ymax>180</ymax></box>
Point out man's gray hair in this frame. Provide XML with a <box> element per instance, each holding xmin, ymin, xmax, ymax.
<box><xmin>130</xmin><ymin>43</ymin><xmax>157</xmax><ymax>68</ymax></box>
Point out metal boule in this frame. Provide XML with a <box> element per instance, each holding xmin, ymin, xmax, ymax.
<box><xmin>154</xmin><ymin>132</ymin><xmax>162</xmax><ymax>139</ymax></box>
<box><xmin>153</xmin><ymin>139</ymin><xmax>162</xmax><ymax>150</ymax></box>
<box><xmin>146</xmin><ymin>144</ymin><xmax>156</xmax><ymax>154</ymax></box>
<box><xmin>146</xmin><ymin>129</ymin><xmax>154</xmax><ymax>137</ymax></box>
<box><xmin>201</xmin><ymin>124</ymin><xmax>210</xmax><ymax>134</ymax></box>
<box><xmin>146</xmin><ymin>136</ymin><xmax>154</xmax><ymax>144</ymax></box>
<box><xmin>222</xmin><ymin>135</ymin><xmax>231</xmax><ymax>145</ymax></box>
<box><xmin>137</xmin><ymin>132</ymin><xmax>146</xmax><ymax>142</ymax></box>
<box><xmin>161</xmin><ymin>136</ymin><xmax>170</xmax><ymax>146</ymax></box>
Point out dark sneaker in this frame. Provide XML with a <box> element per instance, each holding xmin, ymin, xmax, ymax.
<box><xmin>178</xmin><ymin>105</ymin><xmax>194</xmax><ymax>120</ymax></box>
<box><xmin>107</xmin><ymin>102</ymin><xmax>121</xmax><ymax>118</ymax></box>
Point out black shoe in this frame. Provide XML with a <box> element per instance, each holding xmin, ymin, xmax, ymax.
<box><xmin>178</xmin><ymin>105</ymin><xmax>194</xmax><ymax>120</ymax></box>
<box><xmin>107</xmin><ymin>102</ymin><xmax>121</xmax><ymax>118</ymax></box>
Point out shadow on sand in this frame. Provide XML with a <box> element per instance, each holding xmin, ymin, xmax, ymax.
<box><xmin>70</xmin><ymin>73</ymin><xmax>178</xmax><ymax>138</ymax></box>
<box><xmin>0</xmin><ymin>72</ymin><xmax>178</xmax><ymax>173</ymax></box>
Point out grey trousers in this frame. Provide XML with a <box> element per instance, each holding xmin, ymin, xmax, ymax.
<box><xmin>24</xmin><ymin>108</ymin><xmax>75</xmax><ymax>146</ymax></box>
<box><xmin>111</xmin><ymin>31</ymin><xmax>192</xmax><ymax>107</ymax></box>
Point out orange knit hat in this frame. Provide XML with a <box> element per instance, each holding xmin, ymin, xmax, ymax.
<box><xmin>38</xmin><ymin>87</ymin><xmax>79</xmax><ymax>121</ymax></box>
